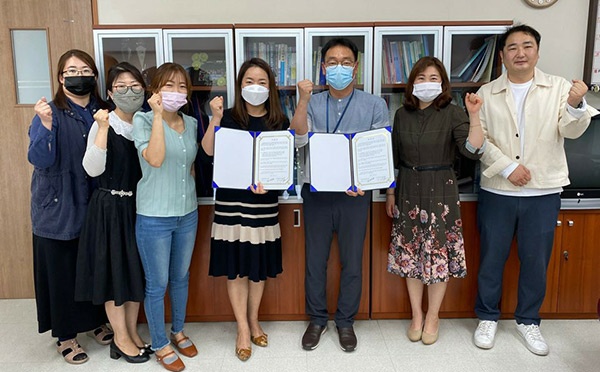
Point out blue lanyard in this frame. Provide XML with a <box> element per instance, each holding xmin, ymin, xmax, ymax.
<box><xmin>326</xmin><ymin>89</ymin><xmax>355</xmax><ymax>133</ymax></box>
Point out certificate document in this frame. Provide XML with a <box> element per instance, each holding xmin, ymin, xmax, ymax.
<box><xmin>213</xmin><ymin>127</ymin><xmax>294</xmax><ymax>191</ymax></box>
<box><xmin>309</xmin><ymin>127</ymin><xmax>395</xmax><ymax>192</ymax></box>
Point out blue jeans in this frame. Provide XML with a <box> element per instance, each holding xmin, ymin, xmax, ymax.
<box><xmin>136</xmin><ymin>210</ymin><xmax>198</xmax><ymax>351</ymax></box>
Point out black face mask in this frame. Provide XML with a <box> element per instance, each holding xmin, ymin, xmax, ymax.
<box><xmin>63</xmin><ymin>76</ymin><xmax>96</xmax><ymax>96</ymax></box>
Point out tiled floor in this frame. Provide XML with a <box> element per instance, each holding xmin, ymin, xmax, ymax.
<box><xmin>1</xmin><ymin>299</ymin><xmax>598</xmax><ymax>372</ymax></box>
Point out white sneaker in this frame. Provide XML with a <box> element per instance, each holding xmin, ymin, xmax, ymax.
<box><xmin>516</xmin><ymin>323</ymin><xmax>549</xmax><ymax>356</ymax></box>
<box><xmin>473</xmin><ymin>320</ymin><xmax>498</xmax><ymax>349</ymax></box>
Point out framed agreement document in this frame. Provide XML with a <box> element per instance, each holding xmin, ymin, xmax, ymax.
<box><xmin>212</xmin><ymin>127</ymin><xmax>295</xmax><ymax>190</ymax></box>
<box><xmin>309</xmin><ymin>127</ymin><xmax>395</xmax><ymax>192</ymax></box>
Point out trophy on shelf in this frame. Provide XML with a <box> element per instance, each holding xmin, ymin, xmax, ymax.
<box><xmin>120</xmin><ymin>38</ymin><xmax>132</xmax><ymax>63</ymax></box>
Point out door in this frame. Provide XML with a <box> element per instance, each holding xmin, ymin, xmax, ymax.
<box><xmin>0</xmin><ymin>0</ymin><xmax>95</xmax><ymax>298</ymax></box>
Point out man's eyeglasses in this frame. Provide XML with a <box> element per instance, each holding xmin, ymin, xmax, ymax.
<box><xmin>324</xmin><ymin>61</ymin><xmax>355</xmax><ymax>68</ymax></box>
<box><xmin>62</xmin><ymin>68</ymin><xmax>95</xmax><ymax>77</ymax></box>
<box><xmin>112</xmin><ymin>84</ymin><xmax>144</xmax><ymax>94</ymax></box>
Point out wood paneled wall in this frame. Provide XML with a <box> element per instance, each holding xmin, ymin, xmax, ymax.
<box><xmin>0</xmin><ymin>0</ymin><xmax>94</xmax><ymax>298</ymax></box>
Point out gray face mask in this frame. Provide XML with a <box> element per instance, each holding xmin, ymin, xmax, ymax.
<box><xmin>111</xmin><ymin>90</ymin><xmax>144</xmax><ymax>113</ymax></box>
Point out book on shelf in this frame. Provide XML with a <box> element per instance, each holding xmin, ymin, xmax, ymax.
<box><xmin>471</xmin><ymin>36</ymin><xmax>497</xmax><ymax>83</ymax></box>
<box><xmin>451</xmin><ymin>35</ymin><xmax>497</xmax><ymax>83</ymax></box>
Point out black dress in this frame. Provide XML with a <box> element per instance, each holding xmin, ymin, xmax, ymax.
<box><xmin>205</xmin><ymin>110</ymin><xmax>289</xmax><ymax>282</ymax></box>
<box><xmin>75</xmin><ymin>126</ymin><xmax>144</xmax><ymax>305</ymax></box>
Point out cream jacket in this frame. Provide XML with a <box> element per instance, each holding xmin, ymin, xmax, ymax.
<box><xmin>476</xmin><ymin>68</ymin><xmax>599</xmax><ymax>191</ymax></box>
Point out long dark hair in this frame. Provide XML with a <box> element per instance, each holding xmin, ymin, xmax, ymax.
<box><xmin>403</xmin><ymin>56</ymin><xmax>452</xmax><ymax>111</ymax></box>
<box><xmin>231</xmin><ymin>58</ymin><xmax>286</xmax><ymax>130</ymax></box>
<box><xmin>53</xmin><ymin>49</ymin><xmax>108</xmax><ymax>110</ymax></box>
<box><xmin>105</xmin><ymin>62</ymin><xmax>146</xmax><ymax>108</ymax></box>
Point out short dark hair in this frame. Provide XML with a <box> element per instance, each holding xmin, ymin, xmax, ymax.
<box><xmin>105</xmin><ymin>62</ymin><xmax>146</xmax><ymax>107</ymax></box>
<box><xmin>498</xmin><ymin>24</ymin><xmax>541</xmax><ymax>50</ymax></box>
<box><xmin>403</xmin><ymin>56</ymin><xmax>453</xmax><ymax>111</ymax></box>
<box><xmin>232</xmin><ymin>58</ymin><xmax>286</xmax><ymax>130</ymax></box>
<box><xmin>321</xmin><ymin>37</ymin><xmax>359</xmax><ymax>62</ymax></box>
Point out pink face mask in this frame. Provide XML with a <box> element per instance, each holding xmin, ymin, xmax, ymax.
<box><xmin>161</xmin><ymin>91</ymin><xmax>187</xmax><ymax>112</ymax></box>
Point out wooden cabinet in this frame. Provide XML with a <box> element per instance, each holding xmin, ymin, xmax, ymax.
<box><xmin>501</xmin><ymin>211</ymin><xmax>600</xmax><ymax>319</ymax></box>
<box><xmin>370</xmin><ymin>201</ymin><xmax>480</xmax><ymax>319</ymax></box>
<box><xmin>182</xmin><ymin>203</ymin><xmax>370</xmax><ymax>322</ymax></box>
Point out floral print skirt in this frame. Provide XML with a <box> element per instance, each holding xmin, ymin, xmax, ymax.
<box><xmin>387</xmin><ymin>201</ymin><xmax>467</xmax><ymax>285</ymax></box>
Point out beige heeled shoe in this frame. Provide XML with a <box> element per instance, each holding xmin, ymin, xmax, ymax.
<box><xmin>407</xmin><ymin>325</ymin><xmax>423</xmax><ymax>342</ymax></box>
<box><xmin>421</xmin><ymin>328</ymin><xmax>439</xmax><ymax>345</ymax></box>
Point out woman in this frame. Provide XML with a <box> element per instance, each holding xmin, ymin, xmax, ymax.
<box><xmin>200</xmin><ymin>58</ymin><xmax>288</xmax><ymax>362</ymax></box>
<box><xmin>27</xmin><ymin>49</ymin><xmax>113</xmax><ymax>364</ymax></box>
<box><xmin>75</xmin><ymin>62</ymin><xmax>150</xmax><ymax>363</ymax></box>
<box><xmin>132</xmin><ymin>62</ymin><xmax>198</xmax><ymax>372</ymax></box>
<box><xmin>386</xmin><ymin>56</ymin><xmax>484</xmax><ymax>345</ymax></box>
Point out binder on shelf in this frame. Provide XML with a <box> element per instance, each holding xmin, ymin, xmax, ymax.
<box><xmin>451</xmin><ymin>38</ymin><xmax>490</xmax><ymax>81</ymax></box>
<box><xmin>213</xmin><ymin>127</ymin><xmax>295</xmax><ymax>191</ymax></box>
<box><xmin>308</xmin><ymin>127</ymin><xmax>396</xmax><ymax>192</ymax></box>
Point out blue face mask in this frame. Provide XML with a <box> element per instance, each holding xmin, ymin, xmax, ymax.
<box><xmin>325</xmin><ymin>65</ymin><xmax>354</xmax><ymax>90</ymax></box>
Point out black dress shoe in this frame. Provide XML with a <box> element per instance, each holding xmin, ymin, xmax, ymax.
<box><xmin>337</xmin><ymin>326</ymin><xmax>357</xmax><ymax>352</ymax></box>
<box><xmin>109</xmin><ymin>341</ymin><xmax>150</xmax><ymax>363</ymax></box>
<box><xmin>302</xmin><ymin>323</ymin><xmax>327</xmax><ymax>350</ymax></box>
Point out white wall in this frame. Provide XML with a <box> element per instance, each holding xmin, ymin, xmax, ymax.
<box><xmin>97</xmin><ymin>0</ymin><xmax>600</xmax><ymax>106</ymax></box>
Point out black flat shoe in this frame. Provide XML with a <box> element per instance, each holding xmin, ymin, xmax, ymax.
<box><xmin>109</xmin><ymin>341</ymin><xmax>150</xmax><ymax>363</ymax></box>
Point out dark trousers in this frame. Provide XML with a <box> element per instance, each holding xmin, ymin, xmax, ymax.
<box><xmin>475</xmin><ymin>190</ymin><xmax>560</xmax><ymax>325</ymax></box>
<box><xmin>302</xmin><ymin>184</ymin><xmax>371</xmax><ymax>328</ymax></box>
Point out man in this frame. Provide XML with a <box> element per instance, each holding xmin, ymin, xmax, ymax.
<box><xmin>291</xmin><ymin>38</ymin><xmax>388</xmax><ymax>352</ymax></box>
<box><xmin>474</xmin><ymin>25</ymin><xmax>598</xmax><ymax>356</ymax></box>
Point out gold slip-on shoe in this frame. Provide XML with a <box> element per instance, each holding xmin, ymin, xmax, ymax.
<box><xmin>235</xmin><ymin>347</ymin><xmax>252</xmax><ymax>362</ymax></box>
<box><xmin>251</xmin><ymin>334</ymin><xmax>268</xmax><ymax>347</ymax></box>
<box><xmin>421</xmin><ymin>329</ymin><xmax>439</xmax><ymax>345</ymax></box>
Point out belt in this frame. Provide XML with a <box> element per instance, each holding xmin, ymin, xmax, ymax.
<box><xmin>98</xmin><ymin>187</ymin><xmax>134</xmax><ymax>197</ymax></box>
<box><xmin>400</xmin><ymin>162</ymin><xmax>453</xmax><ymax>172</ymax></box>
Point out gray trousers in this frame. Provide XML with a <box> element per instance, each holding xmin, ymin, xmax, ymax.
<box><xmin>301</xmin><ymin>184</ymin><xmax>371</xmax><ymax>328</ymax></box>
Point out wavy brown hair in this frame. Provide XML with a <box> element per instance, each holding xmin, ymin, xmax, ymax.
<box><xmin>403</xmin><ymin>56</ymin><xmax>453</xmax><ymax>111</ymax></box>
<box><xmin>53</xmin><ymin>49</ymin><xmax>108</xmax><ymax>110</ymax></box>
<box><xmin>231</xmin><ymin>58</ymin><xmax>286</xmax><ymax>130</ymax></box>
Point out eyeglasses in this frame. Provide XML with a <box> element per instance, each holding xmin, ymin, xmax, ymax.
<box><xmin>62</xmin><ymin>68</ymin><xmax>95</xmax><ymax>77</ymax></box>
<box><xmin>112</xmin><ymin>84</ymin><xmax>144</xmax><ymax>94</ymax></box>
<box><xmin>324</xmin><ymin>61</ymin><xmax>355</xmax><ymax>68</ymax></box>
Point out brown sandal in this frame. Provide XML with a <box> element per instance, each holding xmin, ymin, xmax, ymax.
<box><xmin>56</xmin><ymin>338</ymin><xmax>88</xmax><ymax>364</ymax></box>
<box><xmin>170</xmin><ymin>334</ymin><xmax>197</xmax><ymax>358</ymax></box>
<box><xmin>156</xmin><ymin>350</ymin><xmax>185</xmax><ymax>372</ymax></box>
<box><xmin>88</xmin><ymin>324</ymin><xmax>114</xmax><ymax>345</ymax></box>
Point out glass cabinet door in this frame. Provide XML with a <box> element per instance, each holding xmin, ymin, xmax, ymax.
<box><xmin>234</xmin><ymin>28</ymin><xmax>303</xmax><ymax>122</ymax></box>
<box><xmin>93</xmin><ymin>29</ymin><xmax>163</xmax><ymax>96</ymax></box>
<box><xmin>304</xmin><ymin>27</ymin><xmax>373</xmax><ymax>93</ymax></box>
<box><xmin>442</xmin><ymin>25</ymin><xmax>508</xmax><ymax>87</ymax></box>
<box><xmin>163</xmin><ymin>29</ymin><xmax>235</xmax><ymax>111</ymax></box>
<box><xmin>373</xmin><ymin>26</ymin><xmax>443</xmax><ymax>124</ymax></box>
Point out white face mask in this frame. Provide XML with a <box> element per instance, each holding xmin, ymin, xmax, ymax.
<box><xmin>241</xmin><ymin>84</ymin><xmax>269</xmax><ymax>106</ymax></box>
<box><xmin>412</xmin><ymin>82</ymin><xmax>443</xmax><ymax>103</ymax></box>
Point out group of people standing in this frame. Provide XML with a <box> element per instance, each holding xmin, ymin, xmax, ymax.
<box><xmin>27</xmin><ymin>23</ymin><xmax>596</xmax><ymax>372</ymax></box>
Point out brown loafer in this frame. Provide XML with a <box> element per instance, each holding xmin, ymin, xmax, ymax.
<box><xmin>250</xmin><ymin>333</ymin><xmax>268</xmax><ymax>347</ymax></box>
<box><xmin>156</xmin><ymin>350</ymin><xmax>185</xmax><ymax>372</ymax></box>
<box><xmin>170</xmin><ymin>335</ymin><xmax>198</xmax><ymax>358</ymax></box>
<box><xmin>235</xmin><ymin>347</ymin><xmax>252</xmax><ymax>361</ymax></box>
